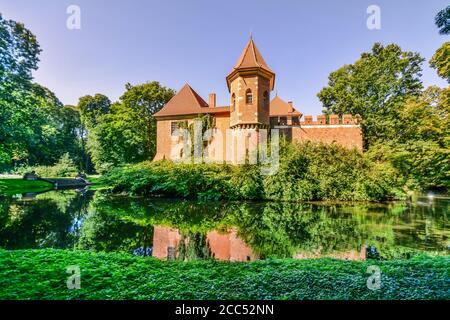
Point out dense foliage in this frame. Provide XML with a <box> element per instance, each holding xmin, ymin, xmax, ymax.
<box><xmin>11</xmin><ymin>153</ymin><xmax>79</xmax><ymax>178</ymax></box>
<box><xmin>0</xmin><ymin>14</ymin><xmax>175</xmax><ymax>174</ymax></box>
<box><xmin>318</xmin><ymin>41</ymin><xmax>449</xmax><ymax>192</ymax></box>
<box><xmin>317</xmin><ymin>43</ymin><xmax>425</xmax><ymax>148</ymax></box>
<box><xmin>0</xmin><ymin>15</ymin><xmax>82</xmax><ymax>170</ymax></box>
<box><xmin>0</xmin><ymin>249</ymin><xmax>448</xmax><ymax>299</ymax></box>
<box><xmin>430</xmin><ymin>42</ymin><xmax>450</xmax><ymax>83</ymax></box>
<box><xmin>101</xmin><ymin>142</ymin><xmax>404</xmax><ymax>201</ymax></box>
<box><xmin>81</xmin><ymin>83</ymin><xmax>175</xmax><ymax>173</ymax></box>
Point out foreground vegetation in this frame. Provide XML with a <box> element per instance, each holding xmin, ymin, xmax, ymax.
<box><xmin>101</xmin><ymin>142</ymin><xmax>405</xmax><ymax>201</ymax></box>
<box><xmin>0</xmin><ymin>249</ymin><xmax>448</xmax><ymax>300</ymax></box>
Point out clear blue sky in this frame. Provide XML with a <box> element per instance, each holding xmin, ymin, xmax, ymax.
<box><xmin>0</xmin><ymin>0</ymin><xmax>448</xmax><ymax>115</ymax></box>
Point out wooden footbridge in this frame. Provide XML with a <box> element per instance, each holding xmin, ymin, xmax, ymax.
<box><xmin>38</xmin><ymin>177</ymin><xmax>90</xmax><ymax>189</ymax></box>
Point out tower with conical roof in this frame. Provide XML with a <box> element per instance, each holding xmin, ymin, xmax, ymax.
<box><xmin>226</xmin><ymin>37</ymin><xmax>275</xmax><ymax>129</ymax></box>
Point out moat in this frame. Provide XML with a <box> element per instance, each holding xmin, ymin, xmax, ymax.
<box><xmin>0</xmin><ymin>189</ymin><xmax>448</xmax><ymax>261</ymax></box>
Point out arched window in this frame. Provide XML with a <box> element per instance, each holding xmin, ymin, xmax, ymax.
<box><xmin>245</xmin><ymin>89</ymin><xmax>253</xmax><ymax>104</ymax></box>
<box><xmin>231</xmin><ymin>93</ymin><xmax>236</xmax><ymax>112</ymax></box>
<box><xmin>263</xmin><ymin>91</ymin><xmax>269</xmax><ymax>107</ymax></box>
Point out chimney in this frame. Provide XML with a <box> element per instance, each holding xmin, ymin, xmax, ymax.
<box><xmin>288</xmin><ymin>101</ymin><xmax>293</xmax><ymax>112</ymax></box>
<box><xmin>209</xmin><ymin>93</ymin><xmax>216</xmax><ymax>108</ymax></box>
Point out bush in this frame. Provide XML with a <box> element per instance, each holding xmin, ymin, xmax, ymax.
<box><xmin>101</xmin><ymin>142</ymin><xmax>406</xmax><ymax>201</ymax></box>
<box><xmin>12</xmin><ymin>153</ymin><xmax>79</xmax><ymax>178</ymax></box>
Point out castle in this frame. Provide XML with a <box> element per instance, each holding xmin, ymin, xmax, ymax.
<box><xmin>154</xmin><ymin>38</ymin><xmax>362</xmax><ymax>163</ymax></box>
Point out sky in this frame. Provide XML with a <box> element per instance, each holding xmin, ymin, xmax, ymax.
<box><xmin>0</xmin><ymin>0</ymin><xmax>448</xmax><ymax>115</ymax></box>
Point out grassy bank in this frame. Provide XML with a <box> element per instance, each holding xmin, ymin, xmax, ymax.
<box><xmin>0</xmin><ymin>179</ymin><xmax>53</xmax><ymax>195</ymax></box>
<box><xmin>0</xmin><ymin>249</ymin><xmax>448</xmax><ymax>300</ymax></box>
<box><xmin>0</xmin><ymin>176</ymin><xmax>106</xmax><ymax>195</ymax></box>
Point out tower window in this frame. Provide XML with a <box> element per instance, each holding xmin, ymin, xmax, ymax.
<box><xmin>245</xmin><ymin>89</ymin><xmax>253</xmax><ymax>104</ymax></box>
<box><xmin>263</xmin><ymin>91</ymin><xmax>269</xmax><ymax>107</ymax></box>
<box><xmin>231</xmin><ymin>93</ymin><xmax>236</xmax><ymax>112</ymax></box>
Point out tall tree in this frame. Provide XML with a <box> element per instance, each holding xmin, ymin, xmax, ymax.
<box><xmin>87</xmin><ymin>103</ymin><xmax>146</xmax><ymax>172</ymax></box>
<box><xmin>317</xmin><ymin>43</ymin><xmax>424</xmax><ymax>148</ymax></box>
<box><xmin>76</xmin><ymin>94</ymin><xmax>111</xmax><ymax>172</ymax></box>
<box><xmin>119</xmin><ymin>82</ymin><xmax>175</xmax><ymax>159</ymax></box>
<box><xmin>0</xmin><ymin>13</ymin><xmax>41</xmax><ymax>168</ymax></box>
<box><xmin>368</xmin><ymin>87</ymin><xmax>450</xmax><ymax>190</ymax></box>
<box><xmin>77</xmin><ymin>94</ymin><xmax>111</xmax><ymax>129</ymax></box>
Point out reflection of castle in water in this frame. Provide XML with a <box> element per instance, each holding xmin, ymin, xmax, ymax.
<box><xmin>152</xmin><ymin>225</ymin><xmax>366</xmax><ymax>261</ymax></box>
<box><xmin>152</xmin><ymin>226</ymin><xmax>257</xmax><ymax>261</ymax></box>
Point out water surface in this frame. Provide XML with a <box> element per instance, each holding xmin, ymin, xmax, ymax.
<box><xmin>0</xmin><ymin>189</ymin><xmax>448</xmax><ymax>261</ymax></box>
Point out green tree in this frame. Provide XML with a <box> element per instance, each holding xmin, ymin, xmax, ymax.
<box><xmin>76</xmin><ymin>94</ymin><xmax>111</xmax><ymax>172</ymax></box>
<box><xmin>87</xmin><ymin>102</ymin><xmax>146</xmax><ymax>173</ymax></box>
<box><xmin>317</xmin><ymin>43</ymin><xmax>424</xmax><ymax>148</ymax></box>
<box><xmin>75</xmin><ymin>83</ymin><xmax>174</xmax><ymax>173</ymax></box>
<box><xmin>77</xmin><ymin>94</ymin><xmax>111</xmax><ymax>129</ymax></box>
<box><xmin>120</xmin><ymin>82</ymin><xmax>175</xmax><ymax>159</ymax></box>
<box><xmin>435</xmin><ymin>5</ymin><xmax>450</xmax><ymax>35</ymax></box>
<box><xmin>0</xmin><ymin>13</ymin><xmax>41</xmax><ymax>168</ymax></box>
<box><xmin>368</xmin><ymin>87</ymin><xmax>450</xmax><ymax>190</ymax></box>
<box><xmin>0</xmin><ymin>15</ymin><xmax>83</xmax><ymax>170</ymax></box>
<box><xmin>430</xmin><ymin>42</ymin><xmax>450</xmax><ymax>83</ymax></box>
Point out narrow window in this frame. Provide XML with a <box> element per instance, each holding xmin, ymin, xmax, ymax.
<box><xmin>263</xmin><ymin>91</ymin><xmax>269</xmax><ymax>107</ymax></box>
<box><xmin>231</xmin><ymin>93</ymin><xmax>236</xmax><ymax>112</ymax></box>
<box><xmin>245</xmin><ymin>89</ymin><xmax>253</xmax><ymax>104</ymax></box>
<box><xmin>279</xmin><ymin>117</ymin><xmax>288</xmax><ymax>126</ymax></box>
<box><xmin>270</xmin><ymin>117</ymin><xmax>278</xmax><ymax>127</ymax></box>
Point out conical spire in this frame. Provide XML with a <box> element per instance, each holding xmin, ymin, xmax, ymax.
<box><xmin>231</xmin><ymin>37</ymin><xmax>273</xmax><ymax>73</ymax></box>
<box><xmin>226</xmin><ymin>37</ymin><xmax>275</xmax><ymax>90</ymax></box>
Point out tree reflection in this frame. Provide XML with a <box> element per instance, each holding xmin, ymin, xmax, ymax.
<box><xmin>0</xmin><ymin>190</ymin><xmax>448</xmax><ymax>260</ymax></box>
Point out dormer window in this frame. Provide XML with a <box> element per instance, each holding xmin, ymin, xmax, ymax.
<box><xmin>245</xmin><ymin>89</ymin><xmax>253</xmax><ymax>104</ymax></box>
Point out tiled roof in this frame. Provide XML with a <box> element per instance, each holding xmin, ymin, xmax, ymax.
<box><xmin>226</xmin><ymin>38</ymin><xmax>275</xmax><ymax>90</ymax></box>
<box><xmin>154</xmin><ymin>83</ymin><xmax>229</xmax><ymax>118</ymax></box>
<box><xmin>231</xmin><ymin>38</ymin><xmax>274</xmax><ymax>74</ymax></box>
<box><xmin>269</xmin><ymin>96</ymin><xmax>302</xmax><ymax>117</ymax></box>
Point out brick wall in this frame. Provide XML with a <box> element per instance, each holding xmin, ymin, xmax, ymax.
<box><xmin>291</xmin><ymin>125</ymin><xmax>363</xmax><ymax>151</ymax></box>
<box><xmin>229</xmin><ymin>75</ymin><xmax>270</xmax><ymax>127</ymax></box>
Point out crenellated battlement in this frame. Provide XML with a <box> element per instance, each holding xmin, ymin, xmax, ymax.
<box><xmin>300</xmin><ymin>114</ymin><xmax>359</xmax><ymax>126</ymax></box>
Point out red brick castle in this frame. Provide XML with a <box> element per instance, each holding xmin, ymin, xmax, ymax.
<box><xmin>154</xmin><ymin>38</ymin><xmax>362</xmax><ymax>162</ymax></box>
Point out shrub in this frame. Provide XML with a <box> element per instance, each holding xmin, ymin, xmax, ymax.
<box><xmin>101</xmin><ymin>142</ymin><xmax>406</xmax><ymax>201</ymax></box>
<box><xmin>12</xmin><ymin>153</ymin><xmax>79</xmax><ymax>178</ymax></box>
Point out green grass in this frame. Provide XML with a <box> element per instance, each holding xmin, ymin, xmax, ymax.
<box><xmin>0</xmin><ymin>179</ymin><xmax>53</xmax><ymax>195</ymax></box>
<box><xmin>0</xmin><ymin>249</ymin><xmax>448</xmax><ymax>300</ymax></box>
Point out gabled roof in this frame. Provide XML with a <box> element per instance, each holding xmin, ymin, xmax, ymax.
<box><xmin>226</xmin><ymin>38</ymin><xmax>275</xmax><ymax>90</ymax></box>
<box><xmin>154</xmin><ymin>83</ymin><xmax>229</xmax><ymax>118</ymax></box>
<box><xmin>269</xmin><ymin>96</ymin><xmax>302</xmax><ymax>117</ymax></box>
